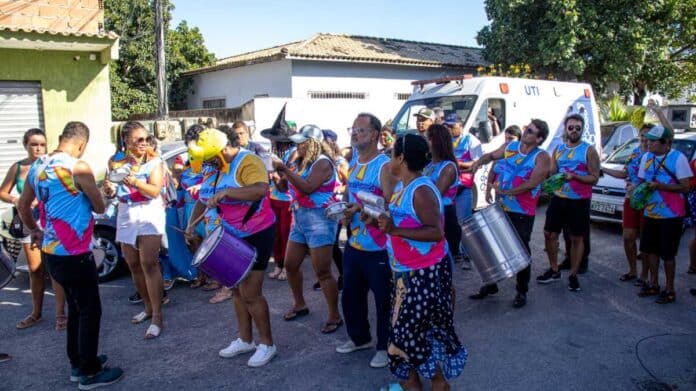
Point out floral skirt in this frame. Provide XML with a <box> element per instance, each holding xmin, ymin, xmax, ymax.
<box><xmin>389</xmin><ymin>258</ymin><xmax>468</xmax><ymax>380</ymax></box>
<box><xmin>684</xmin><ymin>190</ymin><xmax>696</xmax><ymax>228</ymax></box>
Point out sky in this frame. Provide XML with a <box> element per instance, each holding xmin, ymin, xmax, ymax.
<box><xmin>171</xmin><ymin>0</ymin><xmax>489</xmax><ymax>60</ymax></box>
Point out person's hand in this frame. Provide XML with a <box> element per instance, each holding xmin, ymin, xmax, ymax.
<box><xmin>273</xmin><ymin>160</ymin><xmax>287</xmax><ymax>173</ymax></box>
<box><xmin>626</xmin><ymin>183</ymin><xmax>636</xmax><ymax>194</ymax></box>
<box><xmin>269</xmin><ymin>172</ymin><xmax>281</xmax><ymax>182</ymax></box>
<box><xmin>485</xmin><ymin>185</ymin><xmax>494</xmax><ymax>204</ymax></box>
<box><xmin>29</xmin><ymin>228</ymin><xmax>43</xmax><ymax>250</ymax></box>
<box><xmin>206</xmin><ymin>190</ymin><xmax>227</xmax><ymax>209</ymax></box>
<box><xmin>187</xmin><ymin>184</ymin><xmax>201</xmax><ymax>199</ymax></box>
<box><xmin>184</xmin><ymin>225</ymin><xmax>196</xmax><ymax>245</ymax></box>
<box><xmin>343</xmin><ymin>203</ymin><xmax>360</xmax><ymax>224</ymax></box>
<box><xmin>565</xmin><ymin>172</ymin><xmax>575</xmax><ymax>181</ymax></box>
<box><xmin>377</xmin><ymin>214</ymin><xmax>394</xmax><ymax>234</ymax></box>
<box><xmin>102</xmin><ymin>180</ymin><xmax>116</xmax><ymax>198</ymax></box>
<box><xmin>122</xmin><ymin>174</ymin><xmax>138</xmax><ymax>188</ymax></box>
<box><xmin>648</xmin><ymin>181</ymin><xmax>660</xmax><ymax>190</ymax></box>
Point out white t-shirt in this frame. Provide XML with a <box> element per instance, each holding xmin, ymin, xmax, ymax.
<box><xmin>638</xmin><ymin>149</ymin><xmax>692</xmax><ymax>180</ymax></box>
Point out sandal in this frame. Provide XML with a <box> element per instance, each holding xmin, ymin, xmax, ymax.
<box><xmin>55</xmin><ymin>315</ymin><xmax>68</xmax><ymax>331</ymax></box>
<box><xmin>283</xmin><ymin>307</ymin><xmax>309</xmax><ymax>321</ymax></box>
<box><xmin>202</xmin><ymin>281</ymin><xmax>221</xmax><ymax>292</ymax></box>
<box><xmin>320</xmin><ymin>319</ymin><xmax>343</xmax><ymax>334</ymax></box>
<box><xmin>209</xmin><ymin>288</ymin><xmax>233</xmax><ymax>304</ymax></box>
<box><xmin>633</xmin><ymin>278</ymin><xmax>648</xmax><ymax>287</ymax></box>
<box><xmin>638</xmin><ymin>285</ymin><xmax>661</xmax><ymax>297</ymax></box>
<box><xmin>131</xmin><ymin>311</ymin><xmax>152</xmax><ymax>324</ymax></box>
<box><xmin>655</xmin><ymin>290</ymin><xmax>676</xmax><ymax>304</ymax></box>
<box><xmin>190</xmin><ymin>278</ymin><xmax>205</xmax><ymax>289</ymax></box>
<box><xmin>144</xmin><ymin>324</ymin><xmax>162</xmax><ymax>339</ymax></box>
<box><xmin>619</xmin><ymin>273</ymin><xmax>636</xmax><ymax>282</ymax></box>
<box><xmin>276</xmin><ymin>270</ymin><xmax>287</xmax><ymax>281</ymax></box>
<box><xmin>16</xmin><ymin>315</ymin><xmax>42</xmax><ymax>329</ymax></box>
<box><xmin>268</xmin><ymin>267</ymin><xmax>282</xmax><ymax>280</ymax></box>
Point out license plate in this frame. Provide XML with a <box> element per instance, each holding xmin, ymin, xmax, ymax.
<box><xmin>591</xmin><ymin>201</ymin><xmax>616</xmax><ymax>214</ymax></box>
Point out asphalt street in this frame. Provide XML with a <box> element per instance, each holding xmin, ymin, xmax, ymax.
<box><xmin>2</xmin><ymin>204</ymin><xmax>696</xmax><ymax>390</ymax></box>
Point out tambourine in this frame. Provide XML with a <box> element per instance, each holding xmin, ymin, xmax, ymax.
<box><xmin>324</xmin><ymin>202</ymin><xmax>348</xmax><ymax>221</ymax></box>
<box><xmin>629</xmin><ymin>182</ymin><xmax>654</xmax><ymax>210</ymax></box>
<box><xmin>542</xmin><ymin>173</ymin><xmax>567</xmax><ymax>195</ymax></box>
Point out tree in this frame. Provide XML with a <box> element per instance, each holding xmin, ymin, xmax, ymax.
<box><xmin>104</xmin><ymin>0</ymin><xmax>215</xmax><ymax>120</ymax></box>
<box><xmin>477</xmin><ymin>0</ymin><xmax>696</xmax><ymax>103</ymax></box>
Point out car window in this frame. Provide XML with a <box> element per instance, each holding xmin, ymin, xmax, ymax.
<box><xmin>605</xmin><ymin>139</ymin><xmax>639</xmax><ymax>164</ymax></box>
<box><xmin>673</xmin><ymin>140</ymin><xmax>696</xmax><ymax>160</ymax></box>
<box><xmin>392</xmin><ymin>95</ymin><xmax>477</xmax><ymax>134</ymax></box>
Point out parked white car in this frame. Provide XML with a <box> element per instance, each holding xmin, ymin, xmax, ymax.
<box><xmin>591</xmin><ymin>132</ymin><xmax>696</xmax><ymax>223</ymax></box>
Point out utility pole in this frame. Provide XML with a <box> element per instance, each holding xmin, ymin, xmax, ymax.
<box><xmin>154</xmin><ymin>0</ymin><xmax>168</xmax><ymax>119</ymax></box>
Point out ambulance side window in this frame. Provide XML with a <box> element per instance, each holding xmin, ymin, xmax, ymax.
<box><xmin>471</xmin><ymin>99</ymin><xmax>505</xmax><ymax>144</ymax></box>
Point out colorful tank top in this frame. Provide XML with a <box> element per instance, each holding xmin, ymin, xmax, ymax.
<box><xmin>387</xmin><ymin>176</ymin><xmax>447</xmax><ymax>272</ymax></box>
<box><xmin>553</xmin><ymin>141</ymin><xmax>592</xmax><ymax>199</ymax></box>
<box><xmin>199</xmin><ymin>149</ymin><xmax>275</xmax><ymax>237</ymax></box>
<box><xmin>453</xmin><ymin>134</ymin><xmax>476</xmax><ymax>188</ymax></box>
<box><xmin>270</xmin><ymin>147</ymin><xmax>296</xmax><ymax>202</ymax></box>
<box><xmin>497</xmin><ymin>141</ymin><xmax>543</xmax><ymax>216</ymax></box>
<box><xmin>290</xmin><ymin>155</ymin><xmax>338</xmax><ymax>209</ymax></box>
<box><xmin>641</xmin><ymin>150</ymin><xmax>687</xmax><ymax>219</ymax></box>
<box><xmin>347</xmin><ymin>153</ymin><xmax>390</xmax><ymax>252</ymax></box>
<box><xmin>113</xmin><ymin>152</ymin><xmax>163</xmax><ymax>204</ymax></box>
<box><xmin>625</xmin><ymin>147</ymin><xmax>643</xmax><ymax>186</ymax></box>
<box><xmin>28</xmin><ymin>153</ymin><xmax>94</xmax><ymax>255</ymax></box>
<box><xmin>423</xmin><ymin>160</ymin><xmax>460</xmax><ymax>206</ymax></box>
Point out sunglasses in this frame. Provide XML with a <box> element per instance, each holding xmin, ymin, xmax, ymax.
<box><xmin>566</xmin><ymin>125</ymin><xmax>582</xmax><ymax>132</ymax></box>
<box><xmin>348</xmin><ymin>127</ymin><xmax>370</xmax><ymax>134</ymax></box>
<box><xmin>524</xmin><ymin>127</ymin><xmax>538</xmax><ymax>136</ymax></box>
<box><xmin>131</xmin><ymin>137</ymin><xmax>148</xmax><ymax>144</ymax></box>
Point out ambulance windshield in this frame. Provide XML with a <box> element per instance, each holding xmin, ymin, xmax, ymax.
<box><xmin>392</xmin><ymin>95</ymin><xmax>477</xmax><ymax>134</ymax></box>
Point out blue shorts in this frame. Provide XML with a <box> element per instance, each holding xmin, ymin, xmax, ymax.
<box><xmin>289</xmin><ymin>207</ymin><xmax>338</xmax><ymax>249</ymax></box>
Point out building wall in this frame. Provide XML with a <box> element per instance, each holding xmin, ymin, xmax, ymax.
<box><xmin>0</xmin><ymin>0</ymin><xmax>103</xmax><ymax>34</ymax></box>
<box><xmin>0</xmin><ymin>47</ymin><xmax>114</xmax><ymax>173</ymax></box>
<box><xmin>187</xmin><ymin>60</ymin><xmax>292</xmax><ymax>109</ymax></box>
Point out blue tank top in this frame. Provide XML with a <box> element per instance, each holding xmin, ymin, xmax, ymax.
<box><xmin>347</xmin><ymin>153</ymin><xmax>390</xmax><ymax>252</ymax></box>
<box><xmin>423</xmin><ymin>160</ymin><xmax>459</xmax><ymax>206</ymax></box>
<box><xmin>497</xmin><ymin>141</ymin><xmax>543</xmax><ymax>216</ymax></box>
<box><xmin>270</xmin><ymin>147</ymin><xmax>296</xmax><ymax>202</ymax></box>
<box><xmin>290</xmin><ymin>155</ymin><xmax>338</xmax><ymax>209</ymax></box>
<box><xmin>553</xmin><ymin>142</ymin><xmax>592</xmax><ymax>199</ymax></box>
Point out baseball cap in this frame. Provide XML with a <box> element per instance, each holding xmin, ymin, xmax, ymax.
<box><xmin>322</xmin><ymin>129</ymin><xmax>338</xmax><ymax>142</ymax></box>
<box><xmin>644</xmin><ymin>125</ymin><xmax>674</xmax><ymax>141</ymax></box>
<box><xmin>289</xmin><ymin>124</ymin><xmax>324</xmax><ymax>144</ymax></box>
<box><xmin>443</xmin><ymin>113</ymin><xmax>462</xmax><ymax>125</ymax></box>
<box><xmin>413</xmin><ymin>108</ymin><xmax>435</xmax><ymax>120</ymax></box>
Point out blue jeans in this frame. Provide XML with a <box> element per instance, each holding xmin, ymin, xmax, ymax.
<box><xmin>289</xmin><ymin>207</ymin><xmax>338</xmax><ymax>248</ymax></box>
<box><xmin>455</xmin><ymin>188</ymin><xmax>473</xmax><ymax>257</ymax></box>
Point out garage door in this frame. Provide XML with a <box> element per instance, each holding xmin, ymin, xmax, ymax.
<box><xmin>0</xmin><ymin>81</ymin><xmax>45</xmax><ymax>211</ymax></box>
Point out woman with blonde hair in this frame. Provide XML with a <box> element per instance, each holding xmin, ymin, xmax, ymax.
<box><xmin>274</xmin><ymin>125</ymin><xmax>343</xmax><ymax>334</ymax></box>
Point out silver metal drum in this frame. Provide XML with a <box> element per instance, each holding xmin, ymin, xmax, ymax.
<box><xmin>460</xmin><ymin>204</ymin><xmax>530</xmax><ymax>285</ymax></box>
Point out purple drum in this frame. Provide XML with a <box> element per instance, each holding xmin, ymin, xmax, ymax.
<box><xmin>192</xmin><ymin>226</ymin><xmax>257</xmax><ymax>288</ymax></box>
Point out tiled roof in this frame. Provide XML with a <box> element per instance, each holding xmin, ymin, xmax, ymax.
<box><xmin>0</xmin><ymin>25</ymin><xmax>118</xmax><ymax>40</ymax></box>
<box><xmin>184</xmin><ymin>33</ymin><xmax>486</xmax><ymax>75</ymax></box>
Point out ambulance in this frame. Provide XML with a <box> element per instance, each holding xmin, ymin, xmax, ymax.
<box><xmin>391</xmin><ymin>75</ymin><xmax>601</xmax><ymax>209</ymax></box>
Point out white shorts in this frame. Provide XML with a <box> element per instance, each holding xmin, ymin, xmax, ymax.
<box><xmin>116</xmin><ymin>198</ymin><xmax>165</xmax><ymax>246</ymax></box>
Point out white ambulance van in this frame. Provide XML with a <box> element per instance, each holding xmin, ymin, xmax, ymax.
<box><xmin>391</xmin><ymin>75</ymin><xmax>601</xmax><ymax>209</ymax></box>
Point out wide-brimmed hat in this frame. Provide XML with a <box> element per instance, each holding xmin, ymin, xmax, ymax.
<box><xmin>260</xmin><ymin>104</ymin><xmax>295</xmax><ymax>142</ymax></box>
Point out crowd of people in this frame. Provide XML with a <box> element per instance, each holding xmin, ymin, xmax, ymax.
<box><xmin>4</xmin><ymin>101</ymin><xmax>696</xmax><ymax>390</ymax></box>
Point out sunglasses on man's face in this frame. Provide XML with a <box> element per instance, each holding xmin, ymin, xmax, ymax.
<box><xmin>566</xmin><ymin>125</ymin><xmax>582</xmax><ymax>132</ymax></box>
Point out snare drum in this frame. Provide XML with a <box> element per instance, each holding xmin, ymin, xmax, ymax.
<box><xmin>191</xmin><ymin>225</ymin><xmax>257</xmax><ymax>288</ymax></box>
<box><xmin>325</xmin><ymin>202</ymin><xmax>348</xmax><ymax>221</ymax></box>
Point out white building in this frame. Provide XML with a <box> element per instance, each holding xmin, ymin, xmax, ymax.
<box><xmin>183</xmin><ymin>33</ymin><xmax>487</xmax><ymax>145</ymax></box>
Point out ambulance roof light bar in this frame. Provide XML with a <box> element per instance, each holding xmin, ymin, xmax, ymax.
<box><xmin>411</xmin><ymin>74</ymin><xmax>474</xmax><ymax>91</ymax></box>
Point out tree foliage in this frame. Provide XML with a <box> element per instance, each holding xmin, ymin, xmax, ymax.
<box><xmin>477</xmin><ymin>0</ymin><xmax>696</xmax><ymax>102</ymax></box>
<box><xmin>104</xmin><ymin>0</ymin><xmax>215</xmax><ymax>120</ymax></box>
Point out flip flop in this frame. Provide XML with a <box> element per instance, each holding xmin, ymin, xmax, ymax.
<box><xmin>55</xmin><ymin>315</ymin><xmax>68</xmax><ymax>331</ymax></box>
<box><xmin>202</xmin><ymin>282</ymin><xmax>221</xmax><ymax>292</ymax></box>
<box><xmin>619</xmin><ymin>273</ymin><xmax>636</xmax><ymax>282</ymax></box>
<box><xmin>144</xmin><ymin>324</ymin><xmax>162</xmax><ymax>339</ymax></box>
<box><xmin>321</xmin><ymin>319</ymin><xmax>343</xmax><ymax>334</ymax></box>
<box><xmin>16</xmin><ymin>315</ymin><xmax>42</xmax><ymax>330</ymax></box>
<box><xmin>283</xmin><ymin>307</ymin><xmax>309</xmax><ymax>321</ymax></box>
<box><xmin>276</xmin><ymin>270</ymin><xmax>287</xmax><ymax>281</ymax></box>
<box><xmin>131</xmin><ymin>311</ymin><xmax>152</xmax><ymax>324</ymax></box>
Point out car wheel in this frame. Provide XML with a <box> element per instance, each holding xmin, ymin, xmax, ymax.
<box><xmin>93</xmin><ymin>227</ymin><xmax>122</xmax><ymax>282</ymax></box>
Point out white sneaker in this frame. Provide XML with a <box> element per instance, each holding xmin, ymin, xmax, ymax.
<box><xmin>247</xmin><ymin>344</ymin><xmax>277</xmax><ymax>367</ymax></box>
<box><xmin>219</xmin><ymin>338</ymin><xmax>256</xmax><ymax>358</ymax></box>
<box><xmin>335</xmin><ymin>340</ymin><xmax>373</xmax><ymax>354</ymax></box>
<box><xmin>369</xmin><ymin>350</ymin><xmax>389</xmax><ymax>368</ymax></box>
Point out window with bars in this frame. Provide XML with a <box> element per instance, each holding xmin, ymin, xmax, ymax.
<box><xmin>395</xmin><ymin>93</ymin><xmax>411</xmax><ymax>100</ymax></box>
<box><xmin>202</xmin><ymin>98</ymin><xmax>226</xmax><ymax>109</ymax></box>
<box><xmin>308</xmin><ymin>91</ymin><xmax>367</xmax><ymax>99</ymax></box>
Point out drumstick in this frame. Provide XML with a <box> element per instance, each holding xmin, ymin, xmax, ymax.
<box><xmin>175</xmin><ymin>208</ymin><xmax>209</xmax><ymax>236</ymax></box>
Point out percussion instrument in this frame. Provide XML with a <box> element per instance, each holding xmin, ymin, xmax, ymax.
<box><xmin>629</xmin><ymin>182</ymin><xmax>653</xmax><ymax>210</ymax></box>
<box><xmin>324</xmin><ymin>202</ymin><xmax>348</xmax><ymax>221</ymax></box>
<box><xmin>542</xmin><ymin>172</ymin><xmax>567</xmax><ymax>195</ymax></box>
<box><xmin>107</xmin><ymin>166</ymin><xmax>131</xmax><ymax>183</ymax></box>
<box><xmin>191</xmin><ymin>225</ymin><xmax>257</xmax><ymax>288</ymax></box>
<box><xmin>460</xmin><ymin>204</ymin><xmax>530</xmax><ymax>285</ymax></box>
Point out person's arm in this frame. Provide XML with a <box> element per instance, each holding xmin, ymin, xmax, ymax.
<box><xmin>122</xmin><ymin>159</ymin><xmax>164</xmax><ymax>199</ymax></box>
<box><xmin>601</xmin><ymin>166</ymin><xmax>628</xmax><ymax>179</ymax></box>
<box><xmin>647</xmin><ymin>100</ymin><xmax>674</xmax><ymax>129</ymax></box>
<box><xmin>337</xmin><ymin>161</ymin><xmax>349</xmax><ymax>184</ymax></box>
<box><xmin>277</xmin><ymin>159</ymin><xmax>332</xmax><ymax>195</ymax></box>
<box><xmin>434</xmin><ymin>164</ymin><xmax>457</xmax><ymax>198</ymax></box>
<box><xmin>470</xmin><ymin>141</ymin><xmax>509</xmax><ymax>172</ymax></box>
<box><xmin>184</xmin><ymin>200</ymin><xmax>206</xmax><ymax>244</ymax></box>
<box><xmin>17</xmin><ymin>181</ymin><xmax>41</xmax><ymax>248</ymax></box>
<box><xmin>0</xmin><ymin>162</ymin><xmax>19</xmax><ymax>205</ymax></box>
<box><xmin>73</xmin><ymin>160</ymin><xmax>105</xmax><ymax>214</ymax></box>
<box><xmin>270</xmin><ymin>172</ymin><xmax>288</xmax><ymax>192</ymax></box>
<box><xmin>378</xmin><ymin>185</ymin><xmax>443</xmax><ymax>242</ymax></box>
<box><xmin>567</xmin><ymin>146</ymin><xmax>600</xmax><ymax>185</ymax></box>
<box><xmin>379</xmin><ymin>163</ymin><xmax>398</xmax><ymax>204</ymax></box>
<box><xmin>650</xmin><ymin>178</ymin><xmax>690</xmax><ymax>193</ymax></box>
<box><xmin>499</xmin><ymin>152</ymin><xmax>551</xmax><ymax>196</ymax></box>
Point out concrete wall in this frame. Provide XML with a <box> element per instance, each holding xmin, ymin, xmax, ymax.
<box><xmin>0</xmin><ymin>0</ymin><xmax>103</xmax><ymax>34</ymax></box>
<box><xmin>0</xmin><ymin>47</ymin><xmax>114</xmax><ymax>174</ymax></box>
<box><xmin>187</xmin><ymin>60</ymin><xmax>292</xmax><ymax>109</ymax></box>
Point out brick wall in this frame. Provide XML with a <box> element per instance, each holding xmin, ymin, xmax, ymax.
<box><xmin>0</xmin><ymin>0</ymin><xmax>104</xmax><ymax>34</ymax></box>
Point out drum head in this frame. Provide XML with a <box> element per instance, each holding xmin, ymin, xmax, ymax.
<box><xmin>192</xmin><ymin>225</ymin><xmax>222</xmax><ymax>267</ymax></box>
<box><xmin>107</xmin><ymin>167</ymin><xmax>130</xmax><ymax>183</ymax></box>
<box><xmin>0</xmin><ymin>246</ymin><xmax>15</xmax><ymax>289</ymax></box>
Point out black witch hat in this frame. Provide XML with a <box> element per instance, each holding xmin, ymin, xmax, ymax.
<box><xmin>260</xmin><ymin>103</ymin><xmax>295</xmax><ymax>142</ymax></box>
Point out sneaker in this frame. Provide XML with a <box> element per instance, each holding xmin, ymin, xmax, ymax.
<box><xmin>128</xmin><ymin>292</ymin><xmax>142</xmax><ymax>304</ymax></box>
<box><xmin>71</xmin><ymin>355</ymin><xmax>108</xmax><ymax>382</ymax></box>
<box><xmin>78</xmin><ymin>366</ymin><xmax>124</xmax><ymax>390</ymax></box>
<box><xmin>163</xmin><ymin>279</ymin><xmax>175</xmax><ymax>291</ymax></box>
<box><xmin>512</xmin><ymin>293</ymin><xmax>527</xmax><ymax>308</ymax></box>
<box><xmin>369</xmin><ymin>350</ymin><xmax>389</xmax><ymax>368</ymax></box>
<box><xmin>336</xmin><ymin>340</ymin><xmax>373</xmax><ymax>354</ymax></box>
<box><xmin>247</xmin><ymin>344</ymin><xmax>277</xmax><ymax>367</ymax></box>
<box><xmin>469</xmin><ymin>285</ymin><xmax>498</xmax><ymax>300</ymax></box>
<box><xmin>536</xmin><ymin>268</ymin><xmax>561</xmax><ymax>284</ymax></box>
<box><xmin>655</xmin><ymin>290</ymin><xmax>676</xmax><ymax>304</ymax></box>
<box><xmin>219</xmin><ymin>338</ymin><xmax>256</xmax><ymax>358</ymax></box>
<box><xmin>461</xmin><ymin>257</ymin><xmax>472</xmax><ymax>270</ymax></box>
<box><xmin>568</xmin><ymin>275</ymin><xmax>581</xmax><ymax>292</ymax></box>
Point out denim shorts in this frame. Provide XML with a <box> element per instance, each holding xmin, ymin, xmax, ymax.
<box><xmin>289</xmin><ymin>207</ymin><xmax>338</xmax><ymax>249</ymax></box>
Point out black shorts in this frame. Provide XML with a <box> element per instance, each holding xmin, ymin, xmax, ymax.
<box><xmin>639</xmin><ymin>217</ymin><xmax>683</xmax><ymax>260</ymax></box>
<box><xmin>244</xmin><ymin>224</ymin><xmax>276</xmax><ymax>271</ymax></box>
<box><xmin>544</xmin><ymin>196</ymin><xmax>590</xmax><ymax>236</ymax></box>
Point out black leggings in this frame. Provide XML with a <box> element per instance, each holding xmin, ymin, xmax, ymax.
<box><xmin>444</xmin><ymin>205</ymin><xmax>461</xmax><ymax>258</ymax></box>
<box><xmin>333</xmin><ymin>223</ymin><xmax>344</xmax><ymax>277</ymax></box>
